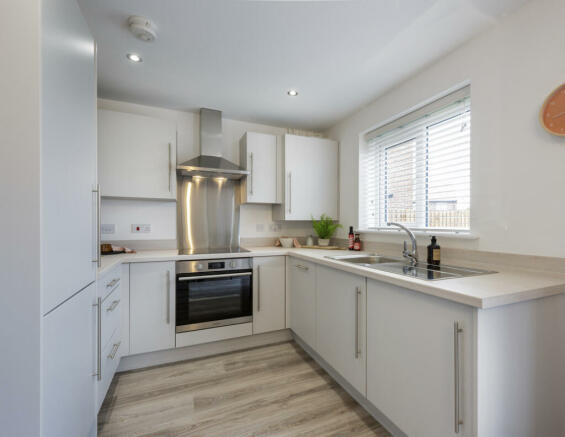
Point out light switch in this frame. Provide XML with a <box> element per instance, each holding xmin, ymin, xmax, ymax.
<box><xmin>131</xmin><ymin>224</ymin><xmax>151</xmax><ymax>233</ymax></box>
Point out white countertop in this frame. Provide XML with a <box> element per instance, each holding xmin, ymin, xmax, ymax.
<box><xmin>99</xmin><ymin>247</ymin><xmax>565</xmax><ymax>309</ymax></box>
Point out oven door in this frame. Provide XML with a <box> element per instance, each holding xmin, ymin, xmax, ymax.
<box><xmin>176</xmin><ymin>271</ymin><xmax>252</xmax><ymax>332</ymax></box>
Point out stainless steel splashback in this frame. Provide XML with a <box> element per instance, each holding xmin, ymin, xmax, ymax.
<box><xmin>177</xmin><ymin>176</ymin><xmax>241</xmax><ymax>252</ymax></box>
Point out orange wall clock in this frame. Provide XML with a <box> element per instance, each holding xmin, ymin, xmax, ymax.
<box><xmin>540</xmin><ymin>83</ymin><xmax>565</xmax><ymax>136</ymax></box>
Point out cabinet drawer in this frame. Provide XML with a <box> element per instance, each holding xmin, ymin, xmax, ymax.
<box><xmin>97</xmin><ymin>327</ymin><xmax>122</xmax><ymax>412</ymax></box>
<box><xmin>98</xmin><ymin>264</ymin><xmax>121</xmax><ymax>300</ymax></box>
<box><xmin>101</xmin><ymin>285</ymin><xmax>121</xmax><ymax>350</ymax></box>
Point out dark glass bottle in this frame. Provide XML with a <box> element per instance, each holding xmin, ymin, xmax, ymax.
<box><xmin>353</xmin><ymin>234</ymin><xmax>361</xmax><ymax>251</ymax></box>
<box><xmin>427</xmin><ymin>236</ymin><xmax>441</xmax><ymax>266</ymax></box>
<box><xmin>348</xmin><ymin>226</ymin><xmax>355</xmax><ymax>250</ymax></box>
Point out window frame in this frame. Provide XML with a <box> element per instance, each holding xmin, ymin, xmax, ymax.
<box><xmin>359</xmin><ymin>86</ymin><xmax>472</xmax><ymax>235</ymax></box>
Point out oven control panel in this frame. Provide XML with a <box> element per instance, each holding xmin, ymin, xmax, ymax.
<box><xmin>176</xmin><ymin>257</ymin><xmax>253</xmax><ymax>275</ymax></box>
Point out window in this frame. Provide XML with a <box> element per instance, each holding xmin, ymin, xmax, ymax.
<box><xmin>360</xmin><ymin>86</ymin><xmax>470</xmax><ymax>232</ymax></box>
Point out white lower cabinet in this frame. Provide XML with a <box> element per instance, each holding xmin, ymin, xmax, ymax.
<box><xmin>366</xmin><ymin>279</ymin><xmax>474</xmax><ymax>437</ymax></box>
<box><xmin>316</xmin><ymin>266</ymin><xmax>366</xmax><ymax>395</ymax></box>
<box><xmin>95</xmin><ymin>281</ymin><xmax>123</xmax><ymax>412</ymax></box>
<box><xmin>130</xmin><ymin>262</ymin><xmax>175</xmax><ymax>355</ymax></box>
<box><xmin>288</xmin><ymin>258</ymin><xmax>317</xmax><ymax>347</ymax></box>
<box><xmin>253</xmin><ymin>256</ymin><xmax>286</xmax><ymax>334</ymax></box>
<box><xmin>42</xmin><ymin>282</ymin><xmax>96</xmax><ymax>437</ymax></box>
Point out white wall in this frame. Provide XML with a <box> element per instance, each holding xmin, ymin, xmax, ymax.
<box><xmin>327</xmin><ymin>0</ymin><xmax>565</xmax><ymax>258</ymax></box>
<box><xmin>98</xmin><ymin>99</ymin><xmax>314</xmax><ymax>242</ymax></box>
<box><xmin>0</xmin><ymin>0</ymin><xmax>41</xmax><ymax>435</ymax></box>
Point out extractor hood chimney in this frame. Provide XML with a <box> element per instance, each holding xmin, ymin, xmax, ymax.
<box><xmin>177</xmin><ymin>108</ymin><xmax>249</xmax><ymax>179</ymax></box>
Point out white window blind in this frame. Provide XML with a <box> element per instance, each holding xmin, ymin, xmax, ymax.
<box><xmin>360</xmin><ymin>87</ymin><xmax>471</xmax><ymax>232</ymax></box>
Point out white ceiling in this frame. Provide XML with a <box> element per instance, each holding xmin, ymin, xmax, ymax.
<box><xmin>78</xmin><ymin>0</ymin><xmax>527</xmax><ymax>130</ymax></box>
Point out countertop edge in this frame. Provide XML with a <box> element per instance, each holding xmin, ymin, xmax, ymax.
<box><xmin>97</xmin><ymin>248</ymin><xmax>565</xmax><ymax>309</ymax></box>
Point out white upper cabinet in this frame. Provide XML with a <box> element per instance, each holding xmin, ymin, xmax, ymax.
<box><xmin>240</xmin><ymin>132</ymin><xmax>279</xmax><ymax>204</ymax></box>
<box><xmin>41</xmin><ymin>0</ymin><xmax>97</xmax><ymax>314</ymax></box>
<box><xmin>273</xmin><ymin>135</ymin><xmax>338</xmax><ymax>221</ymax></box>
<box><xmin>252</xmin><ymin>256</ymin><xmax>286</xmax><ymax>334</ymax></box>
<box><xmin>130</xmin><ymin>262</ymin><xmax>175</xmax><ymax>355</ymax></box>
<box><xmin>316</xmin><ymin>266</ymin><xmax>366</xmax><ymax>395</ymax></box>
<box><xmin>366</xmin><ymin>279</ymin><xmax>474</xmax><ymax>437</ymax></box>
<box><xmin>98</xmin><ymin>110</ymin><xmax>177</xmax><ymax>200</ymax></box>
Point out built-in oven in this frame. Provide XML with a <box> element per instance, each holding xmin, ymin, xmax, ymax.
<box><xmin>175</xmin><ymin>258</ymin><xmax>253</xmax><ymax>333</ymax></box>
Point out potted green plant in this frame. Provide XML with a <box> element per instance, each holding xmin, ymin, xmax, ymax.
<box><xmin>311</xmin><ymin>214</ymin><xmax>342</xmax><ymax>246</ymax></box>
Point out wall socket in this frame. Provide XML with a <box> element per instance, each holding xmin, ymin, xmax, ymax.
<box><xmin>131</xmin><ymin>224</ymin><xmax>151</xmax><ymax>233</ymax></box>
<box><xmin>100</xmin><ymin>224</ymin><xmax>116</xmax><ymax>234</ymax></box>
<box><xmin>269</xmin><ymin>223</ymin><xmax>282</xmax><ymax>232</ymax></box>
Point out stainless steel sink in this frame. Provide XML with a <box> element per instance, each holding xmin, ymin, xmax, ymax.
<box><xmin>327</xmin><ymin>254</ymin><xmax>401</xmax><ymax>264</ymax></box>
<box><xmin>326</xmin><ymin>254</ymin><xmax>496</xmax><ymax>281</ymax></box>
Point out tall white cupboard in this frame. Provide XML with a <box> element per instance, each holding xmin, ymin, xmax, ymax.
<box><xmin>0</xmin><ymin>0</ymin><xmax>99</xmax><ymax>435</ymax></box>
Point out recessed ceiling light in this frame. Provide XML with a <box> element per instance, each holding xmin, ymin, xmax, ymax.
<box><xmin>287</xmin><ymin>89</ymin><xmax>298</xmax><ymax>97</ymax></box>
<box><xmin>126</xmin><ymin>53</ymin><xmax>142</xmax><ymax>63</ymax></box>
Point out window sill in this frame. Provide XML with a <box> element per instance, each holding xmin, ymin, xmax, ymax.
<box><xmin>356</xmin><ymin>228</ymin><xmax>479</xmax><ymax>240</ymax></box>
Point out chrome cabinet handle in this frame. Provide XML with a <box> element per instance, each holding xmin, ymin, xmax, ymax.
<box><xmin>106</xmin><ymin>278</ymin><xmax>120</xmax><ymax>288</ymax></box>
<box><xmin>355</xmin><ymin>286</ymin><xmax>361</xmax><ymax>358</ymax></box>
<box><xmin>107</xmin><ymin>341</ymin><xmax>121</xmax><ymax>360</ymax></box>
<box><xmin>294</xmin><ymin>264</ymin><xmax>308</xmax><ymax>271</ymax></box>
<box><xmin>454</xmin><ymin>321</ymin><xmax>464</xmax><ymax>433</ymax></box>
<box><xmin>92</xmin><ymin>184</ymin><xmax>101</xmax><ymax>267</ymax></box>
<box><xmin>250</xmin><ymin>152</ymin><xmax>254</xmax><ymax>196</ymax></box>
<box><xmin>288</xmin><ymin>172</ymin><xmax>292</xmax><ymax>214</ymax></box>
<box><xmin>166</xmin><ymin>270</ymin><xmax>171</xmax><ymax>324</ymax></box>
<box><xmin>93</xmin><ymin>297</ymin><xmax>102</xmax><ymax>380</ymax></box>
<box><xmin>168</xmin><ymin>142</ymin><xmax>172</xmax><ymax>193</ymax></box>
<box><xmin>257</xmin><ymin>265</ymin><xmax>261</xmax><ymax>312</ymax></box>
<box><xmin>106</xmin><ymin>299</ymin><xmax>120</xmax><ymax>312</ymax></box>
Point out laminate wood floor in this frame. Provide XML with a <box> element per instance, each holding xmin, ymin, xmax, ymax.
<box><xmin>98</xmin><ymin>341</ymin><xmax>391</xmax><ymax>437</ymax></box>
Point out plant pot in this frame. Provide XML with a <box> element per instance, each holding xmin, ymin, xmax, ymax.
<box><xmin>318</xmin><ymin>238</ymin><xmax>330</xmax><ymax>246</ymax></box>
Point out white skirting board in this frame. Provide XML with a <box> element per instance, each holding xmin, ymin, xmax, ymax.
<box><xmin>118</xmin><ymin>329</ymin><xmax>292</xmax><ymax>372</ymax></box>
<box><xmin>292</xmin><ymin>332</ymin><xmax>407</xmax><ymax>437</ymax></box>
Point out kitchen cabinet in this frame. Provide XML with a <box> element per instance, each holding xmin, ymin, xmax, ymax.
<box><xmin>40</xmin><ymin>1</ymin><xmax>98</xmax><ymax>436</ymax></box>
<box><xmin>288</xmin><ymin>258</ymin><xmax>317</xmax><ymax>347</ymax></box>
<box><xmin>41</xmin><ymin>0</ymin><xmax>98</xmax><ymax>314</ymax></box>
<box><xmin>42</xmin><ymin>283</ymin><xmax>96</xmax><ymax>437</ymax></box>
<box><xmin>316</xmin><ymin>266</ymin><xmax>366</xmax><ymax>395</ymax></box>
<box><xmin>98</xmin><ymin>109</ymin><xmax>177</xmax><ymax>200</ymax></box>
<box><xmin>366</xmin><ymin>279</ymin><xmax>474</xmax><ymax>437</ymax></box>
<box><xmin>272</xmin><ymin>135</ymin><xmax>338</xmax><ymax>221</ymax></box>
<box><xmin>240</xmin><ymin>132</ymin><xmax>279</xmax><ymax>204</ymax></box>
<box><xmin>252</xmin><ymin>256</ymin><xmax>286</xmax><ymax>334</ymax></box>
<box><xmin>130</xmin><ymin>262</ymin><xmax>175</xmax><ymax>355</ymax></box>
<box><xmin>95</xmin><ymin>267</ymin><xmax>123</xmax><ymax>412</ymax></box>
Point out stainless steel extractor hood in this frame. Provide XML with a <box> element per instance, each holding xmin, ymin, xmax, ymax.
<box><xmin>176</xmin><ymin>108</ymin><xmax>249</xmax><ymax>179</ymax></box>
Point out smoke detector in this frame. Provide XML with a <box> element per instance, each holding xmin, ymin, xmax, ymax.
<box><xmin>127</xmin><ymin>16</ymin><xmax>157</xmax><ymax>42</ymax></box>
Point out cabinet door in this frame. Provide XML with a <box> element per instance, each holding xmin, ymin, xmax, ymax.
<box><xmin>98</xmin><ymin>110</ymin><xmax>176</xmax><ymax>200</ymax></box>
<box><xmin>316</xmin><ymin>266</ymin><xmax>366</xmax><ymax>395</ymax></box>
<box><xmin>282</xmin><ymin>135</ymin><xmax>338</xmax><ymax>220</ymax></box>
<box><xmin>41</xmin><ymin>0</ymin><xmax>97</xmax><ymax>314</ymax></box>
<box><xmin>288</xmin><ymin>258</ymin><xmax>317</xmax><ymax>347</ymax></box>
<box><xmin>367</xmin><ymin>279</ymin><xmax>474</xmax><ymax>437</ymax></box>
<box><xmin>42</xmin><ymin>283</ymin><xmax>96</xmax><ymax>437</ymax></box>
<box><xmin>241</xmin><ymin>132</ymin><xmax>278</xmax><ymax>204</ymax></box>
<box><xmin>130</xmin><ymin>262</ymin><xmax>175</xmax><ymax>355</ymax></box>
<box><xmin>253</xmin><ymin>256</ymin><xmax>285</xmax><ymax>334</ymax></box>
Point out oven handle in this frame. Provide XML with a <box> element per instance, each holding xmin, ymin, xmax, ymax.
<box><xmin>178</xmin><ymin>272</ymin><xmax>252</xmax><ymax>281</ymax></box>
